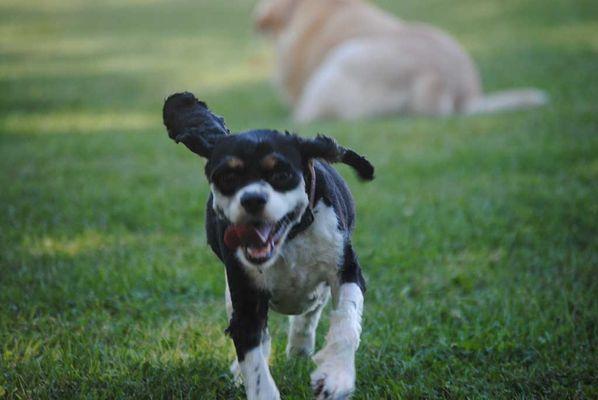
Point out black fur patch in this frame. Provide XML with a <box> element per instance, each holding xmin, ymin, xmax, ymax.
<box><xmin>163</xmin><ymin>92</ymin><xmax>229</xmax><ymax>158</ymax></box>
<box><xmin>340</xmin><ymin>243</ymin><xmax>367</xmax><ymax>293</ymax></box>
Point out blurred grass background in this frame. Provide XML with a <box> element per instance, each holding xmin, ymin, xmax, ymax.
<box><xmin>0</xmin><ymin>0</ymin><xmax>596</xmax><ymax>398</ymax></box>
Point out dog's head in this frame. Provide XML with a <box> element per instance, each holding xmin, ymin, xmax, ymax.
<box><xmin>163</xmin><ymin>92</ymin><xmax>373</xmax><ymax>268</ymax></box>
<box><xmin>253</xmin><ymin>0</ymin><xmax>300</xmax><ymax>35</ymax></box>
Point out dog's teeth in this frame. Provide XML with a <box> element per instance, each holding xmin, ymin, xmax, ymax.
<box><xmin>247</xmin><ymin>242</ymin><xmax>272</xmax><ymax>259</ymax></box>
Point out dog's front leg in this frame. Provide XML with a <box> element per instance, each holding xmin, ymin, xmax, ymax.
<box><xmin>225</xmin><ymin>263</ymin><xmax>280</xmax><ymax>400</ymax></box>
<box><xmin>226</xmin><ymin>280</ymin><xmax>273</xmax><ymax>388</ymax></box>
<box><xmin>311</xmin><ymin>244</ymin><xmax>365</xmax><ymax>400</ymax></box>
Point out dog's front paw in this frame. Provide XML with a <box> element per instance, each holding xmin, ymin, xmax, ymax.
<box><xmin>310</xmin><ymin>361</ymin><xmax>355</xmax><ymax>400</ymax></box>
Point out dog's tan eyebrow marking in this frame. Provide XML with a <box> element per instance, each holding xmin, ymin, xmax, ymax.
<box><xmin>226</xmin><ymin>157</ymin><xmax>244</xmax><ymax>169</ymax></box>
<box><xmin>260</xmin><ymin>154</ymin><xmax>278</xmax><ymax>170</ymax></box>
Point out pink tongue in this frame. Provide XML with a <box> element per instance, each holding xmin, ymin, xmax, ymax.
<box><xmin>254</xmin><ymin>224</ymin><xmax>273</xmax><ymax>243</ymax></box>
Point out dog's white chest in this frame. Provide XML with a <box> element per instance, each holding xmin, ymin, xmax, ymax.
<box><xmin>252</xmin><ymin>202</ymin><xmax>344</xmax><ymax>315</ymax></box>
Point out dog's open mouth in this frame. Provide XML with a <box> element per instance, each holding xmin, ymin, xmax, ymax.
<box><xmin>224</xmin><ymin>208</ymin><xmax>302</xmax><ymax>265</ymax></box>
<box><xmin>243</xmin><ymin>218</ymin><xmax>288</xmax><ymax>263</ymax></box>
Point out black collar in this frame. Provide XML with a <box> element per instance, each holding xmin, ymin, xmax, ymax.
<box><xmin>287</xmin><ymin>207</ymin><xmax>314</xmax><ymax>240</ymax></box>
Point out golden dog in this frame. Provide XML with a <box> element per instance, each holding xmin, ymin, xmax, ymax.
<box><xmin>254</xmin><ymin>0</ymin><xmax>547</xmax><ymax>122</ymax></box>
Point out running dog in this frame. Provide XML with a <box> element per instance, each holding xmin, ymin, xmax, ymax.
<box><xmin>163</xmin><ymin>92</ymin><xmax>374</xmax><ymax>399</ymax></box>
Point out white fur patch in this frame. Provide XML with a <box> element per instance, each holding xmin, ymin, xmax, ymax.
<box><xmin>239</xmin><ymin>346</ymin><xmax>280</xmax><ymax>400</ymax></box>
<box><xmin>230</xmin><ymin>332</ymin><xmax>273</xmax><ymax>388</ymax></box>
<box><xmin>311</xmin><ymin>283</ymin><xmax>363</xmax><ymax>400</ymax></box>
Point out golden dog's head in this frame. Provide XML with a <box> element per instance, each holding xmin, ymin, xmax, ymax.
<box><xmin>253</xmin><ymin>0</ymin><xmax>300</xmax><ymax>35</ymax></box>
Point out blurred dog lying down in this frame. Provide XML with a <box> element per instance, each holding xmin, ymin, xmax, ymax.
<box><xmin>254</xmin><ymin>0</ymin><xmax>548</xmax><ymax>122</ymax></box>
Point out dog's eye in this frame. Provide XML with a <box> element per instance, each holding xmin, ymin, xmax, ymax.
<box><xmin>270</xmin><ymin>170</ymin><xmax>293</xmax><ymax>185</ymax></box>
<box><xmin>216</xmin><ymin>171</ymin><xmax>241</xmax><ymax>193</ymax></box>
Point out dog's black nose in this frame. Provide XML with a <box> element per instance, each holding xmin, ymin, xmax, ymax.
<box><xmin>241</xmin><ymin>192</ymin><xmax>268</xmax><ymax>214</ymax></box>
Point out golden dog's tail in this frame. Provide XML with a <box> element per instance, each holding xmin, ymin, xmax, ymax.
<box><xmin>464</xmin><ymin>88</ymin><xmax>548</xmax><ymax>115</ymax></box>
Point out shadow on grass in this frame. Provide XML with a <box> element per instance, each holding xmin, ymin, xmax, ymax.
<box><xmin>0</xmin><ymin>71</ymin><xmax>287</xmax><ymax>132</ymax></box>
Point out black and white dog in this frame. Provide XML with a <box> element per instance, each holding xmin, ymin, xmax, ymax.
<box><xmin>163</xmin><ymin>92</ymin><xmax>374</xmax><ymax>400</ymax></box>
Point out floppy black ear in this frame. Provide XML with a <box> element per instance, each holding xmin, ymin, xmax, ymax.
<box><xmin>297</xmin><ymin>134</ymin><xmax>374</xmax><ymax>181</ymax></box>
<box><xmin>163</xmin><ymin>92</ymin><xmax>230</xmax><ymax>158</ymax></box>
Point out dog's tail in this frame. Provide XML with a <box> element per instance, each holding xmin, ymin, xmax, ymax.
<box><xmin>463</xmin><ymin>88</ymin><xmax>548</xmax><ymax>115</ymax></box>
<box><xmin>341</xmin><ymin>149</ymin><xmax>374</xmax><ymax>181</ymax></box>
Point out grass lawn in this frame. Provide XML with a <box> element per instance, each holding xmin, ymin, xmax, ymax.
<box><xmin>1</xmin><ymin>0</ymin><xmax>596</xmax><ymax>398</ymax></box>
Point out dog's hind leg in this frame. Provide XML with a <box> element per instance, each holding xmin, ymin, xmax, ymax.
<box><xmin>286</xmin><ymin>286</ymin><xmax>329</xmax><ymax>357</ymax></box>
<box><xmin>311</xmin><ymin>244</ymin><xmax>365</xmax><ymax>400</ymax></box>
<box><xmin>409</xmin><ymin>72</ymin><xmax>455</xmax><ymax>116</ymax></box>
